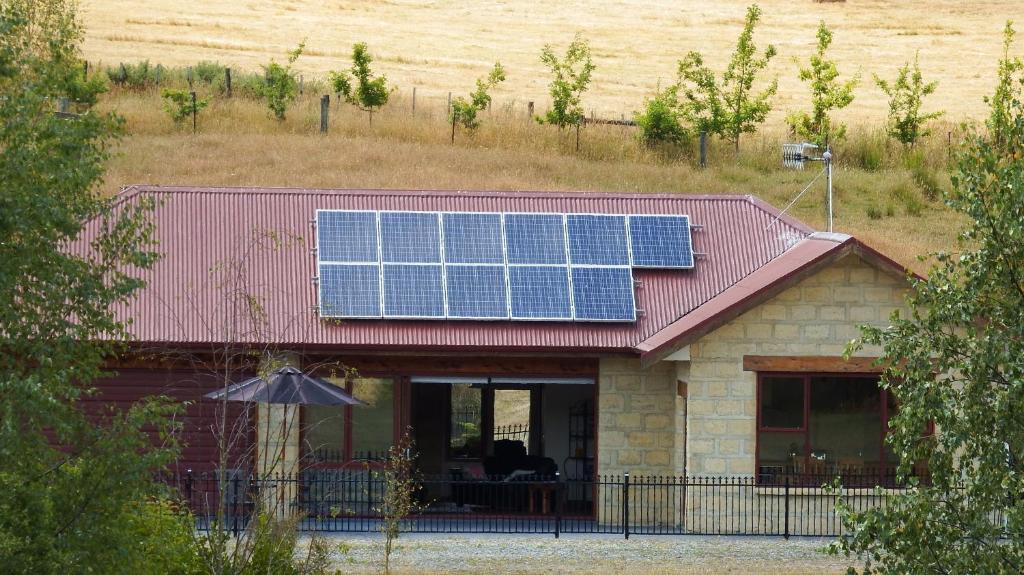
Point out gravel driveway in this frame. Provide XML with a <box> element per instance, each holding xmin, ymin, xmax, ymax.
<box><xmin>312</xmin><ymin>533</ymin><xmax>856</xmax><ymax>574</ymax></box>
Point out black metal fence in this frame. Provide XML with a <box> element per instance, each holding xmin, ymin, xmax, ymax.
<box><xmin>165</xmin><ymin>470</ymin><xmax>934</xmax><ymax>539</ymax></box>
<box><xmin>493</xmin><ymin>423</ymin><xmax>530</xmax><ymax>443</ymax></box>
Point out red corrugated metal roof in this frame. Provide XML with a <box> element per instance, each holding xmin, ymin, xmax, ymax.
<box><xmin>101</xmin><ymin>186</ymin><xmax>817</xmax><ymax>354</ymax></box>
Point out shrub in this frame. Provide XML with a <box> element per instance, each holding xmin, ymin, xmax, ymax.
<box><xmin>123</xmin><ymin>498</ymin><xmax>204</xmax><ymax>575</ymax></box>
<box><xmin>161</xmin><ymin>88</ymin><xmax>209</xmax><ymax>125</ymax></box>
<box><xmin>261</xmin><ymin>42</ymin><xmax>305</xmax><ymax>120</ymax></box>
<box><xmin>866</xmin><ymin>203</ymin><xmax>883</xmax><ymax>219</ymax></box>
<box><xmin>332</xmin><ymin>42</ymin><xmax>393</xmax><ymax>125</ymax></box>
<box><xmin>891</xmin><ymin>179</ymin><xmax>925</xmax><ymax>216</ymax></box>
<box><xmin>635</xmin><ymin>86</ymin><xmax>688</xmax><ymax>147</ymax></box>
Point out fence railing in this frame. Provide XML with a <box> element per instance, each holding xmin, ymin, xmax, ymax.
<box><xmin>493</xmin><ymin>423</ymin><xmax>530</xmax><ymax>443</ymax></box>
<box><xmin>164</xmin><ymin>470</ymin><xmax>937</xmax><ymax>539</ymax></box>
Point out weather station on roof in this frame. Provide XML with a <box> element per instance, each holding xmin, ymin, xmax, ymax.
<box><xmin>313</xmin><ymin>210</ymin><xmax>695</xmax><ymax>322</ymax></box>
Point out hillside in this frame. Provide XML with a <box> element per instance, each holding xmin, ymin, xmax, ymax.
<box><xmin>80</xmin><ymin>0</ymin><xmax>1021</xmax><ymax>121</ymax></box>
<box><xmin>77</xmin><ymin>0</ymin><xmax>1020</xmax><ymax>273</ymax></box>
<box><xmin>99</xmin><ymin>89</ymin><xmax>962</xmax><ymax>275</ymax></box>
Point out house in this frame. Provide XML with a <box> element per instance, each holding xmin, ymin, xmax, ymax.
<box><xmin>87</xmin><ymin>185</ymin><xmax>915</xmax><ymax>525</ymax></box>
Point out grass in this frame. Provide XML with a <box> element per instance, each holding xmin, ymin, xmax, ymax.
<box><xmin>96</xmin><ymin>84</ymin><xmax>965</xmax><ymax>275</ymax></box>
<box><xmin>79</xmin><ymin>0</ymin><xmax>1021</xmax><ymax>122</ymax></box>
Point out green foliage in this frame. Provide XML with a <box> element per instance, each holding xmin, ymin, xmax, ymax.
<box><xmin>261</xmin><ymin>42</ymin><xmax>304</xmax><ymax>120</ymax></box>
<box><xmin>537</xmin><ymin>32</ymin><xmax>595</xmax><ymax>130</ymax></box>
<box><xmin>161</xmin><ymin>88</ymin><xmax>209</xmax><ymax>124</ymax></box>
<box><xmin>634</xmin><ymin>85</ymin><xmax>688</xmax><ymax>147</ymax></box>
<box><xmin>0</xmin><ymin>1</ymin><xmax>182</xmax><ymax>571</ymax></box>
<box><xmin>875</xmin><ymin>53</ymin><xmax>943</xmax><ymax>146</ymax></box>
<box><xmin>122</xmin><ymin>498</ymin><xmax>204</xmax><ymax>575</ymax></box>
<box><xmin>787</xmin><ymin>21</ymin><xmax>859</xmax><ymax>147</ymax></box>
<box><xmin>193</xmin><ymin>512</ymin><xmax>337</xmax><ymax>575</ymax></box>
<box><xmin>331</xmin><ymin>42</ymin><xmax>392</xmax><ymax>123</ymax></box>
<box><xmin>676</xmin><ymin>4</ymin><xmax>777</xmax><ymax>151</ymax></box>
<box><xmin>830</xmin><ymin>22</ymin><xmax>1024</xmax><ymax>574</ymax></box>
<box><xmin>450</xmin><ymin>62</ymin><xmax>506</xmax><ymax>141</ymax></box>
<box><xmin>106</xmin><ymin>60</ymin><xmax>163</xmax><ymax>90</ymax></box>
<box><xmin>378</xmin><ymin>430</ymin><xmax>423</xmax><ymax>575</ymax></box>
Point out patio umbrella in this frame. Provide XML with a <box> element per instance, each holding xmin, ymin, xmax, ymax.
<box><xmin>204</xmin><ymin>365</ymin><xmax>366</xmax><ymax>406</ymax></box>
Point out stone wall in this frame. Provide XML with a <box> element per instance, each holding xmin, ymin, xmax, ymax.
<box><xmin>684</xmin><ymin>253</ymin><xmax>911</xmax><ymax>476</ymax></box>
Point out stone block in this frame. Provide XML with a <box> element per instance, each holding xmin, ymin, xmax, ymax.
<box><xmin>690</xmin><ymin>439</ymin><xmax>715</xmax><ymax>454</ymax></box>
<box><xmin>789</xmin><ymin>305</ymin><xmax>816</xmax><ymax>320</ymax></box>
<box><xmin>615</xmin><ymin>374</ymin><xmax>642</xmax><ymax>391</ymax></box>
<box><xmin>715</xmin><ymin>399</ymin><xmax>744</xmax><ymax>416</ymax></box>
<box><xmin>627</xmin><ymin>431</ymin><xmax>657</xmax><ymax>448</ymax></box>
<box><xmin>601</xmin><ymin>393</ymin><xmax>625</xmax><ymax>412</ymax></box>
<box><xmin>729</xmin><ymin>380</ymin><xmax>753</xmax><ymax>398</ymax></box>
<box><xmin>645</xmin><ymin>414</ymin><xmax>672</xmax><ymax>429</ymax></box>
<box><xmin>865</xmin><ymin>287</ymin><xmax>895</xmax><ymax>303</ymax></box>
<box><xmin>726</xmin><ymin>419</ymin><xmax>754</xmax><ymax>437</ymax></box>
<box><xmin>773</xmin><ymin>324</ymin><xmax>800</xmax><ymax>339</ymax></box>
<box><xmin>602</xmin><ymin>430</ymin><xmax>626</xmax><ymax>448</ymax></box>
<box><xmin>819</xmin><ymin>306</ymin><xmax>845</xmax><ymax>321</ymax></box>
<box><xmin>802</xmin><ymin>286</ymin><xmax>831</xmax><ymax>303</ymax></box>
<box><xmin>849</xmin><ymin>266</ymin><xmax>876</xmax><ymax>284</ymax></box>
<box><xmin>629</xmin><ymin>394</ymin><xmax>663</xmax><ymax>413</ymax></box>
<box><xmin>707</xmin><ymin>381</ymin><xmax>728</xmax><ymax>397</ymax></box>
<box><xmin>804</xmin><ymin>324</ymin><xmax>831</xmax><ymax>340</ymax></box>
<box><xmin>703</xmin><ymin>458</ymin><xmax>727</xmax><ymax>474</ymax></box>
<box><xmin>834</xmin><ymin>286</ymin><xmax>864</xmax><ymax>303</ymax></box>
<box><xmin>615</xmin><ymin>413</ymin><xmax>643</xmax><ymax>429</ymax></box>
<box><xmin>774</xmin><ymin>287</ymin><xmax>802</xmax><ymax>301</ymax></box>
<box><xmin>687</xmin><ymin>399</ymin><xmax>716</xmax><ymax>416</ymax></box>
<box><xmin>760</xmin><ymin>304</ymin><xmax>787</xmax><ymax>320</ymax></box>
<box><xmin>645</xmin><ymin>449</ymin><xmax>672</xmax><ymax>467</ymax></box>
<box><xmin>617</xmin><ymin>450</ymin><xmax>643</xmax><ymax>466</ymax></box>
<box><xmin>745</xmin><ymin>323</ymin><xmax>773</xmax><ymax>339</ymax></box>
<box><xmin>720</xmin><ymin>438</ymin><xmax>742</xmax><ymax>455</ymax></box>
<box><xmin>849</xmin><ymin>306</ymin><xmax>877</xmax><ymax>321</ymax></box>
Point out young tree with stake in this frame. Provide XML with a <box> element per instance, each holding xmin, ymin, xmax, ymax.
<box><xmin>261</xmin><ymin>42</ymin><xmax>304</xmax><ymax>120</ymax></box>
<box><xmin>676</xmin><ymin>4</ymin><xmax>777</xmax><ymax>154</ymax></box>
<box><xmin>875</xmin><ymin>52</ymin><xmax>943</xmax><ymax>147</ymax></box>
<box><xmin>537</xmin><ymin>33</ymin><xmax>595</xmax><ymax>152</ymax></box>
<box><xmin>449</xmin><ymin>62</ymin><xmax>506</xmax><ymax>143</ymax></box>
<box><xmin>332</xmin><ymin>42</ymin><xmax>392</xmax><ymax>126</ymax></box>
<box><xmin>787</xmin><ymin>21</ymin><xmax>858</xmax><ymax>147</ymax></box>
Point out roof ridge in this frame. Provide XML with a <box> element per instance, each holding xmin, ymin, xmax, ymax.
<box><xmin>125</xmin><ymin>184</ymin><xmax>766</xmax><ymax>202</ymax></box>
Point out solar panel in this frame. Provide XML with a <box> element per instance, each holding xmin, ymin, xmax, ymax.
<box><xmin>445</xmin><ymin>265</ymin><xmax>508</xmax><ymax>319</ymax></box>
<box><xmin>316</xmin><ymin>210</ymin><xmax>378</xmax><ymax>263</ymax></box>
<box><xmin>505</xmin><ymin>214</ymin><xmax>567</xmax><ymax>265</ymax></box>
<box><xmin>315</xmin><ymin>209</ymin><xmax>693</xmax><ymax>322</ymax></box>
<box><xmin>382</xmin><ymin>264</ymin><xmax>445</xmax><ymax>318</ymax></box>
<box><xmin>319</xmin><ymin>264</ymin><xmax>381</xmax><ymax>318</ymax></box>
<box><xmin>443</xmin><ymin>212</ymin><xmax>504</xmax><ymax>264</ymax></box>
<box><xmin>566</xmin><ymin>214</ymin><xmax>629</xmax><ymax>266</ymax></box>
<box><xmin>508</xmin><ymin>266</ymin><xmax>572</xmax><ymax>320</ymax></box>
<box><xmin>380</xmin><ymin>211</ymin><xmax>441</xmax><ymax>263</ymax></box>
<box><xmin>628</xmin><ymin>215</ymin><xmax>694</xmax><ymax>268</ymax></box>
<box><xmin>570</xmin><ymin>267</ymin><xmax>635</xmax><ymax>321</ymax></box>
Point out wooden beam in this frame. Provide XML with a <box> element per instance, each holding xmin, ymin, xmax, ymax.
<box><xmin>742</xmin><ymin>355</ymin><xmax>885</xmax><ymax>373</ymax></box>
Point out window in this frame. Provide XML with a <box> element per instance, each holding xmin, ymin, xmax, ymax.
<box><xmin>304</xmin><ymin>377</ymin><xmax>394</xmax><ymax>464</ymax></box>
<box><xmin>448</xmin><ymin>383</ymin><xmax>482</xmax><ymax>459</ymax></box>
<box><xmin>757</xmin><ymin>374</ymin><xmax>924</xmax><ymax>487</ymax></box>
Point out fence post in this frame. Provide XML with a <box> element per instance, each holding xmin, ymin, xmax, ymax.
<box><xmin>783</xmin><ymin>476</ymin><xmax>790</xmax><ymax>540</ymax></box>
<box><xmin>412</xmin><ymin>87</ymin><xmax>416</xmax><ymax>113</ymax></box>
<box><xmin>232</xmin><ymin>474</ymin><xmax>240</xmax><ymax>538</ymax></box>
<box><xmin>187</xmin><ymin>66</ymin><xmax>193</xmax><ymax>90</ymax></box>
<box><xmin>527</xmin><ymin>101</ymin><xmax>534</xmax><ymax>120</ymax></box>
<box><xmin>623</xmin><ymin>472</ymin><xmax>630</xmax><ymax>540</ymax></box>
<box><xmin>320</xmin><ymin>95</ymin><xmax>329</xmax><ymax>134</ymax></box>
<box><xmin>699</xmin><ymin>132</ymin><xmax>708</xmax><ymax>168</ymax></box>
<box><xmin>300</xmin><ymin>75</ymin><xmax>304</xmax><ymax>95</ymax></box>
<box><xmin>190</xmin><ymin>91</ymin><xmax>197</xmax><ymax>134</ymax></box>
<box><xmin>554</xmin><ymin>472</ymin><xmax>561</xmax><ymax>539</ymax></box>
<box><xmin>225</xmin><ymin>67</ymin><xmax>232</xmax><ymax>98</ymax></box>
<box><xmin>185</xmin><ymin>468</ymin><xmax>194</xmax><ymax>505</ymax></box>
<box><xmin>58</xmin><ymin>97</ymin><xmax>69</xmax><ymax>114</ymax></box>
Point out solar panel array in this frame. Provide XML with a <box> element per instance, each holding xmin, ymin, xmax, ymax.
<box><xmin>316</xmin><ymin>210</ymin><xmax>694</xmax><ymax>322</ymax></box>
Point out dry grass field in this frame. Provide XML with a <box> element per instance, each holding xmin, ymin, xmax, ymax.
<box><xmin>81</xmin><ymin>0</ymin><xmax>1022</xmax><ymax>122</ymax></box>
<box><xmin>78</xmin><ymin>0</ymin><xmax>1024</xmax><ymax>273</ymax></box>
